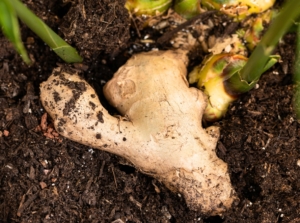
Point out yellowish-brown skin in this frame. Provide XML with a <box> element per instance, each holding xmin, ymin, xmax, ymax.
<box><xmin>40</xmin><ymin>50</ymin><xmax>236</xmax><ymax>215</ymax></box>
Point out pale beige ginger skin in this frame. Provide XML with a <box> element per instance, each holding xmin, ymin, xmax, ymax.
<box><xmin>40</xmin><ymin>50</ymin><xmax>236</xmax><ymax>215</ymax></box>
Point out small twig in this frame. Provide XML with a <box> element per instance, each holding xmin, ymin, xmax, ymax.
<box><xmin>262</xmin><ymin>138</ymin><xmax>271</xmax><ymax>150</ymax></box>
<box><xmin>157</xmin><ymin>10</ymin><xmax>216</xmax><ymax>45</ymax></box>
<box><xmin>17</xmin><ymin>189</ymin><xmax>39</xmax><ymax>217</ymax></box>
<box><xmin>129</xmin><ymin>11</ymin><xmax>141</xmax><ymax>38</ymax></box>
<box><xmin>111</xmin><ymin>166</ymin><xmax>118</xmax><ymax>190</ymax></box>
<box><xmin>12</xmin><ymin>141</ymin><xmax>25</xmax><ymax>155</ymax></box>
<box><xmin>85</xmin><ymin>177</ymin><xmax>93</xmax><ymax>191</ymax></box>
<box><xmin>98</xmin><ymin>160</ymin><xmax>105</xmax><ymax>178</ymax></box>
<box><xmin>129</xmin><ymin>195</ymin><xmax>142</xmax><ymax>209</ymax></box>
<box><xmin>17</xmin><ymin>194</ymin><xmax>26</xmax><ymax>217</ymax></box>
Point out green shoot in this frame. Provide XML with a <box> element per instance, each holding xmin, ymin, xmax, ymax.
<box><xmin>226</xmin><ymin>0</ymin><xmax>300</xmax><ymax>94</ymax></box>
<box><xmin>239</xmin><ymin>0</ymin><xmax>300</xmax><ymax>83</ymax></box>
<box><xmin>0</xmin><ymin>0</ymin><xmax>83</xmax><ymax>64</ymax></box>
<box><xmin>0</xmin><ymin>0</ymin><xmax>30</xmax><ymax>64</ymax></box>
<box><xmin>189</xmin><ymin>0</ymin><xmax>300</xmax><ymax>121</ymax></box>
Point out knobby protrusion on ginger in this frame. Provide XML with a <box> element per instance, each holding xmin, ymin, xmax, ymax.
<box><xmin>189</xmin><ymin>53</ymin><xmax>248</xmax><ymax>122</ymax></box>
<box><xmin>40</xmin><ymin>50</ymin><xmax>236</xmax><ymax>215</ymax></box>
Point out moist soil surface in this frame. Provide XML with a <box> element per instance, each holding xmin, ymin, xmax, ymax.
<box><xmin>1</xmin><ymin>1</ymin><xmax>300</xmax><ymax>223</ymax></box>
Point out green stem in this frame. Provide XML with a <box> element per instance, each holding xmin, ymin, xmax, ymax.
<box><xmin>10</xmin><ymin>0</ymin><xmax>83</xmax><ymax>63</ymax></box>
<box><xmin>240</xmin><ymin>0</ymin><xmax>300</xmax><ymax>84</ymax></box>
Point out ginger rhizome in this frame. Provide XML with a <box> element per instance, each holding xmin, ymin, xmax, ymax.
<box><xmin>40</xmin><ymin>50</ymin><xmax>236</xmax><ymax>215</ymax></box>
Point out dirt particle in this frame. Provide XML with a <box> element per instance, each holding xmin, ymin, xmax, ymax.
<box><xmin>97</xmin><ymin>111</ymin><xmax>104</xmax><ymax>123</ymax></box>
<box><xmin>39</xmin><ymin>182</ymin><xmax>47</xmax><ymax>189</ymax></box>
<box><xmin>53</xmin><ymin>70</ymin><xmax>60</xmax><ymax>76</ymax></box>
<box><xmin>58</xmin><ymin>118</ymin><xmax>66</xmax><ymax>127</ymax></box>
<box><xmin>96</xmin><ymin>133</ymin><xmax>101</xmax><ymax>139</ymax></box>
<box><xmin>87</xmin><ymin>125</ymin><xmax>95</xmax><ymax>130</ymax></box>
<box><xmin>89</xmin><ymin>101</ymin><xmax>96</xmax><ymax>110</ymax></box>
<box><xmin>75</xmin><ymin>82</ymin><xmax>86</xmax><ymax>91</ymax></box>
<box><xmin>53</xmin><ymin>91</ymin><xmax>61</xmax><ymax>102</ymax></box>
<box><xmin>44</xmin><ymin>101</ymin><xmax>48</xmax><ymax>107</ymax></box>
<box><xmin>63</xmin><ymin>98</ymin><xmax>77</xmax><ymax>116</ymax></box>
<box><xmin>3</xmin><ymin>130</ymin><xmax>9</xmax><ymax>137</ymax></box>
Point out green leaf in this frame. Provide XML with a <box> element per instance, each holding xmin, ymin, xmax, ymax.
<box><xmin>262</xmin><ymin>55</ymin><xmax>280</xmax><ymax>73</ymax></box>
<box><xmin>53</xmin><ymin>45</ymin><xmax>84</xmax><ymax>64</ymax></box>
<box><xmin>0</xmin><ymin>0</ymin><xmax>30</xmax><ymax>64</ymax></box>
<box><xmin>10</xmin><ymin>0</ymin><xmax>83</xmax><ymax>63</ymax></box>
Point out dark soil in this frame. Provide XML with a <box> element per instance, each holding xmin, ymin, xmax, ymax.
<box><xmin>1</xmin><ymin>0</ymin><xmax>300</xmax><ymax>222</ymax></box>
